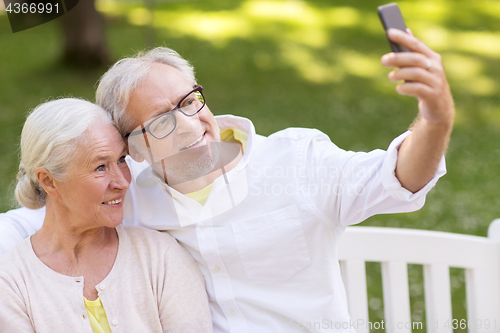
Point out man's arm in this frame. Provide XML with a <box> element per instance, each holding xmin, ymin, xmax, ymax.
<box><xmin>381</xmin><ymin>28</ymin><xmax>455</xmax><ymax>193</ymax></box>
<box><xmin>0</xmin><ymin>207</ymin><xmax>45</xmax><ymax>255</ymax></box>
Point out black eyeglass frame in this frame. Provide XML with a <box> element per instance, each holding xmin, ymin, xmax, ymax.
<box><xmin>124</xmin><ymin>85</ymin><xmax>205</xmax><ymax>141</ymax></box>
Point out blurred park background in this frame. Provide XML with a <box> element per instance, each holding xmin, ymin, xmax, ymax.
<box><xmin>1</xmin><ymin>0</ymin><xmax>499</xmax><ymax>331</ymax></box>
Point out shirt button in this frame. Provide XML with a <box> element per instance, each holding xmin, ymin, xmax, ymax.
<box><xmin>83</xmin><ymin>314</ymin><xmax>86</xmax><ymax>319</ymax></box>
<box><xmin>99</xmin><ymin>284</ymin><xmax>106</xmax><ymax>290</ymax></box>
<box><xmin>230</xmin><ymin>310</ymin><xmax>236</xmax><ymax>316</ymax></box>
<box><xmin>112</xmin><ymin>319</ymin><xmax>118</xmax><ymax>326</ymax></box>
<box><xmin>214</xmin><ymin>266</ymin><xmax>221</xmax><ymax>272</ymax></box>
<box><xmin>200</xmin><ymin>226</ymin><xmax>206</xmax><ymax>231</ymax></box>
<box><xmin>75</xmin><ymin>278</ymin><xmax>82</xmax><ymax>283</ymax></box>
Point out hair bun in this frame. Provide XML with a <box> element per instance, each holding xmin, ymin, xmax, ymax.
<box><xmin>18</xmin><ymin>164</ymin><xmax>26</xmax><ymax>176</ymax></box>
<box><xmin>15</xmin><ymin>167</ymin><xmax>45</xmax><ymax>209</ymax></box>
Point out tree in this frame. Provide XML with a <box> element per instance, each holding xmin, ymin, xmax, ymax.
<box><xmin>59</xmin><ymin>0</ymin><xmax>111</xmax><ymax>69</ymax></box>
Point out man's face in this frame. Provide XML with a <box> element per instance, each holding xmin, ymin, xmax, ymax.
<box><xmin>125</xmin><ymin>63</ymin><xmax>220</xmax><ymax>184</ymax></box>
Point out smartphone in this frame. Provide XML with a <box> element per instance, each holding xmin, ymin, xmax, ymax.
<box><xmin>377</xmin><ymin>3</ymin><xmax>410</xmax><ymax>52</ymax></box>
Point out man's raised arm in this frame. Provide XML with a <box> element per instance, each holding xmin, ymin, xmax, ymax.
<box><xmin>381</xmin><ymin>28</ymin><xmax>455</xmax><ymax>193</ymax></box>
<box><xmin>0</xmin><ymin>207</ymin><xmax>45</xmax><ymax>255</ymax></box>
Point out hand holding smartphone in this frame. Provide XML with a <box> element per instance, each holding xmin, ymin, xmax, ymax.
<box><xmin>377</xmin><ymin>3</ymin><xmax>410</xmax><ymax>52</ymax></box>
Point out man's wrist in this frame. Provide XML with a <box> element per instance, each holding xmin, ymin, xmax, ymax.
<box><xmin>418</xmin><ymin>113</ymin><xmax>454</xmax><ymax>134</ymax></box>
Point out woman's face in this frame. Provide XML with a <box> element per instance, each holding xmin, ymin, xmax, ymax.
<box><xmin>55</xmin><ymin>123</ymin><xmax>131</xmax><ymax>230</ymax></box>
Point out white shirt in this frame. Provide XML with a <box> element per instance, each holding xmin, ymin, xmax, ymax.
<box><xmin>0</xmin><ymin>115</ymin><xmax>446</xmax><ymax>332</ymax></box>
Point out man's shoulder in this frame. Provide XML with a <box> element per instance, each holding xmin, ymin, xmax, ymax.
<box><xmin>268</xmin><ymin>127</ymin><xmax>329</xmax><ymax>141</ymax></box>
<box><xmin>256</xmin><ymin>128</ymin><xmax>335</xmax><ymax>152</ymax></box>
<box><xmin>247</xmin><ymin>128</ymin><xmax>341</xmax><ymax>168</ymax></box>
<box><xmin>215</xmin><ymin>115</ymin><xmax>331</xmax><ymax>144</ymax></box>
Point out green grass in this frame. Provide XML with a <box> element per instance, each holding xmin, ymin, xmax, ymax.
<box><xmin>1</xmin><ymin>0</ymin><xmax>500</xmax><ymax>331</ymax></box>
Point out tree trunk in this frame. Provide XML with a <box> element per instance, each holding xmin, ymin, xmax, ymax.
<box><xmin>59</xmin><ymin>0</ymin><xmax>111</xmax><ymax>69</ymax></box>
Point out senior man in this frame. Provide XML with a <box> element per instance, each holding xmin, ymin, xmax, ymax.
<box><xmin>0</xmin><ymin>29</ymin><xmax>453</xmax><ymax>332</ymax></box>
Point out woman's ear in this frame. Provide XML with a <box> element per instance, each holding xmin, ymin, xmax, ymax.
<box><xmin>36</xmin><ymin>168</ymin><xmax>58</xmax><ymax>198</ymax></box>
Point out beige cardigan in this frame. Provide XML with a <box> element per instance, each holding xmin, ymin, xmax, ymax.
<box><xmin>0</xmin><ymin>225</ymin><xmax>213</xmax><ymax>333</ymax></box>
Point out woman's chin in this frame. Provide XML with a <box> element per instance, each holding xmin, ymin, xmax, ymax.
<box><xmin>99</xmin><ymin>213</ymin><xmax>124</xmax><ymax>229</ymax></box>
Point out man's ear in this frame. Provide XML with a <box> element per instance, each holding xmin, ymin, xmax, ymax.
<box><xmin>127</xmin><ymin>144</ymin><xmax>145</xmax><ymax>163</ymax></box>
<box><xmin>35</xmin><ymin>168</ymin><xmax>58</xmax><ymax>198</ymax></box>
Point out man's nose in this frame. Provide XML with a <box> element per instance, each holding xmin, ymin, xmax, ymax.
<box><xmin>174</xmin><ymin>111</ymin><xmax>202</xmax><ymax>136</ymax></box>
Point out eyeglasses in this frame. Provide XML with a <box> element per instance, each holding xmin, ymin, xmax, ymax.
<box><xmin>125</xmin><ymin>85</ymin><xmax>205</xmax><ymax>141</ymax></box>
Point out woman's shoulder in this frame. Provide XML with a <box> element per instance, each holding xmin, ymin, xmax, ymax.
<box><xmin>116</xmin><ymin>225</ymin><xmax>178</xmax><ymax>250</ymax></box>
<box><xmin>0</xmin><ymin>238</ymin><xmax>31</xmax><ymax>263</ymax></box>
<box><xmin>0</xmin><ymin>239</ymin><xmax>33</xmax><ymax>282</ymax></box>
<box><xmin>114</xmin><ymin>226</ymin><xmax>194</xmax><ymax>274</ymax></box>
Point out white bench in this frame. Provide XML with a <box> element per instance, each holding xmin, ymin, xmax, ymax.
<box><xmin>338</xmin><ymin>219</ymin><xmax>500</xmax><ymax>333</ymax></box>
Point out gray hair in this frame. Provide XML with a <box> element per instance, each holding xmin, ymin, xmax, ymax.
<box><xmin>15</xmin><ymin>98</ymin><xmax>113</xmax><ymax>209</ymax></box>
<box><xmin>96</xmin><ymin>47</ymin><xmax>197</xmax><ymax>136</ymax></box>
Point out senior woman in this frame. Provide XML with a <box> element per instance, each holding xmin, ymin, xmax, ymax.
<box><xmin>0</xmin><ymin>98</ymin><xmax>212</xmax><ymax>333</ymax></box>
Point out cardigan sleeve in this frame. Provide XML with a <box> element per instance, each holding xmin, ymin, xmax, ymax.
<box><xmin>157</xmin><ymin>238</ymin><xmax>213</xmax><ymax>333</ymax></box>
<box><xmin>0</xmin><ymin>264</ymin><xmax>36</xmax><ymax>332</ymax></box>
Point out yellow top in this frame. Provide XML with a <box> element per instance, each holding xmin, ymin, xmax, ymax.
<box><xmin>185</xmin><ymin>128</ymin><xmax>248</xmax><ymax>205</ymax></box>
<box><xmin>219</xmin><ymin>127</ymin><xmax>248</xmax><ymax>152</ymax></box>
<box><xmin>84</xmin><ymin>297</ymin><xmax>112</xmax><ymax>333</ymax></box>
<box><xmin>185</xmin><ymin>183</ymin><xmax>213</xmax><ymax>206</ymax></box>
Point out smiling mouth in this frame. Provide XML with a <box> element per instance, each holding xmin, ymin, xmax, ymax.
<box><xmin>102</xmin><ymin>198</ymin><xmax>122</xmax><ymax>205</ymax></box>
<box><xmin>180</xmin><ymin>133</ymin><xmax>205</xmax><ymax>151</ymax></box>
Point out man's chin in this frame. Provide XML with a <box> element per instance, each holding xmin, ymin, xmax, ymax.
<box><xmin>150</xmin><ymin>141</ymin><xmax>239</xmax><ymax>186</ymax></box>
<box><xmin>152</xmin><ymin>146</ymin><xmax>214</xmax><ymax>185</ymax></box>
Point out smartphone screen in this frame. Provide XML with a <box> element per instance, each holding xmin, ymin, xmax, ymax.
<box><xmin>377</xmin><ymin>3</ymin><xmax>410</xmax><ymax>52</ymax></box>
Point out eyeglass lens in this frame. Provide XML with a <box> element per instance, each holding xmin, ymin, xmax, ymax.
<box><xmin>149</xmin><ymin>90</ymin><xmax>205</xmax><ymax>138</ymax></box>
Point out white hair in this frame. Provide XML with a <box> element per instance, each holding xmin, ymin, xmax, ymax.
<box><xmin>96</xmin><ymin>47</ymin><xmax>197</xmax><ymax>136</ymax></box>
<box><xmin>15</xmin><ymin>98</ymin><xmax>113</xmax><ymax>209</ymax></box>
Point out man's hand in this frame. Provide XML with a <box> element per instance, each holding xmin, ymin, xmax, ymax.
<box><xmin>381</xmin><ymin>28</ymin><xmax>455</xmax><ymax>193</ymax></box>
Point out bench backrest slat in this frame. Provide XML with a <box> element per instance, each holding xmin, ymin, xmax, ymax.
<box><xmin>340</xmin><ymin>259</ymin><xmax>369</xmax><ymax>333</ymax></box>
<box><xmin>382</xmin><ymin>261</ymin><xmax>411</xmax><ymax>333</ymax></box>
<box><xmin>337</xmin><ymin>220</ymin><xmax>500</xmax><ymax>332</ymax></box>
<box><xmin>423</xmin><ymin>264</ymin><xmax>452</xmax><ymax>333</ymax></box>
